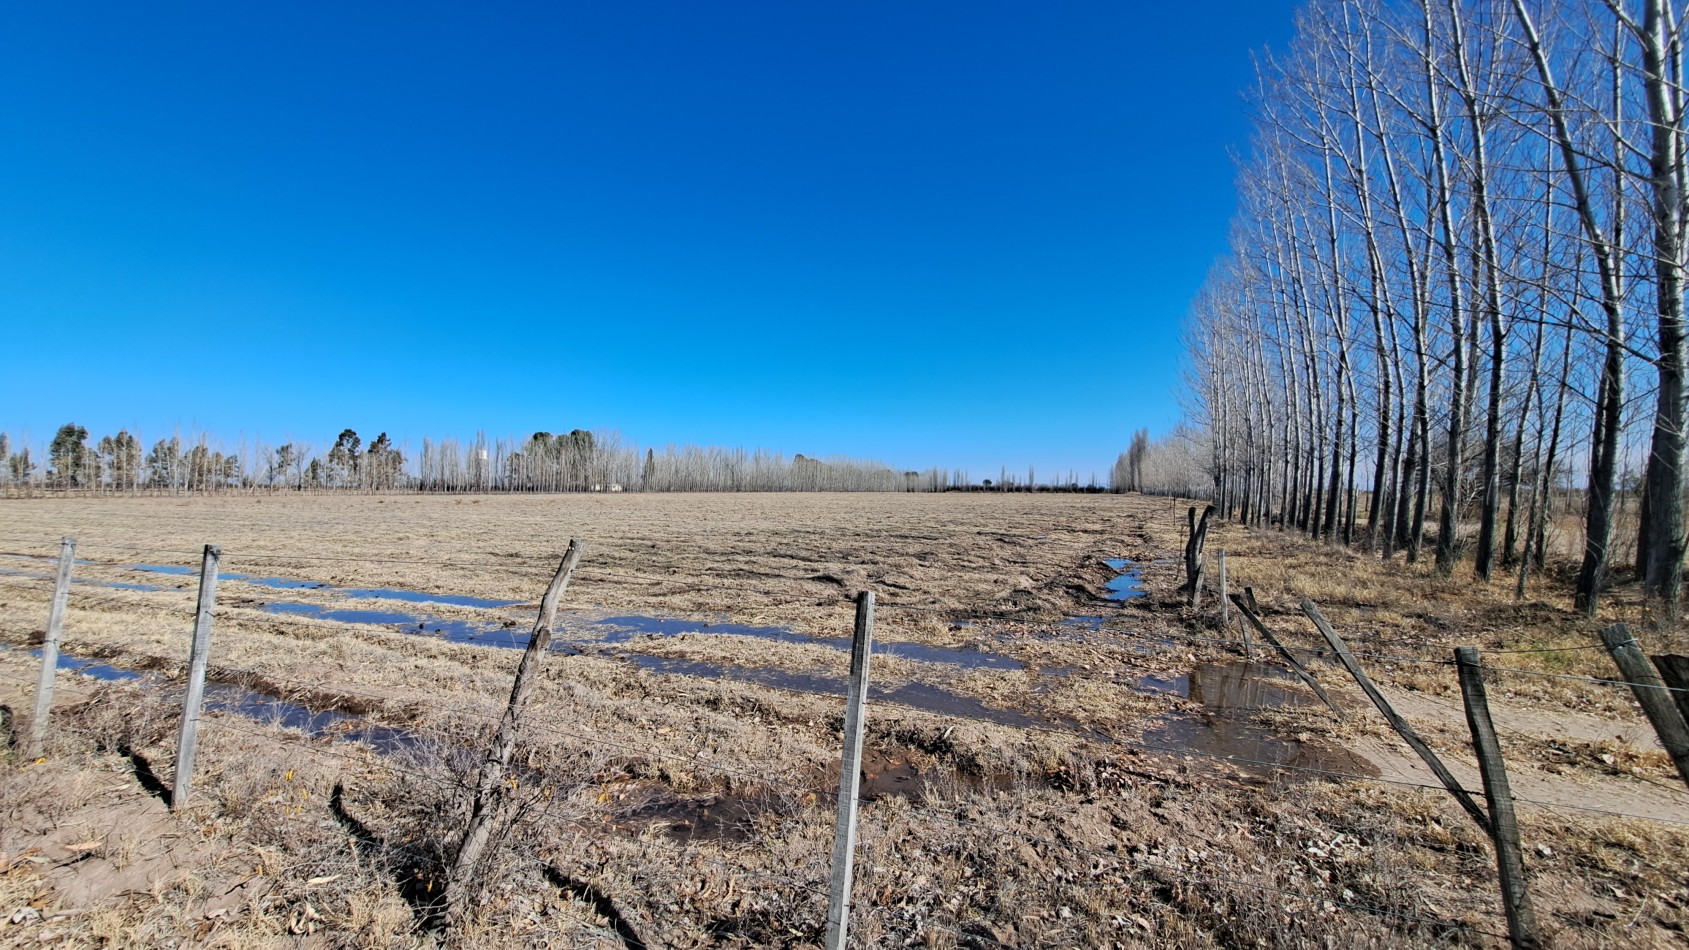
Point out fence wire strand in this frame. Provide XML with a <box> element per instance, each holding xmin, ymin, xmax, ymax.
<box><xmin>4</xmin><ymin>527</ymin><xmax>1689</xmax><ymax>944</ymax></box>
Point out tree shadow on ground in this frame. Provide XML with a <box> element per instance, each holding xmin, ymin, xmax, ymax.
<box><xmin>542</xmin><ymin>864</ymin><xmax>648</xmax><ymax>950</ymax></box>
<box><xmin>330</xmin><ymin>782</ymin><xmax>448</xmax><ymax>930</ymax></box>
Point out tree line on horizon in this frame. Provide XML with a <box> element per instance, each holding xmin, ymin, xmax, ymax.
<box><xmin>1127</xmin><ymin>0</ymin><xmax>1689</xmax><ymax>617</ymax></box>
<box><xmin>1</xmin><ymin>423</ymin><xmax>1107</xmax><ymax>496</ymax></box>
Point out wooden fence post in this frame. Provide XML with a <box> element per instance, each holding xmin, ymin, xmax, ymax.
<box><xmin>444</xmin><ymin>540</ymin><xmax>584</xmax><ymax>931</ymax></box>
<box><xmin>1239</xmin><ymin>587</ymin><xmax>1257</xmax><ymax>659</ymax></box>
<box><xmin>1598</xmin><ymin>625</ymin><xmax>1689</xmax><ymax>789</ymax></box>
<box><xmin>1184</xmin><ymin>505</ymin><xmax>1215</xmax><ymax>609</ymax></box>
<box><xmin>172</xmin><ymin>545</ymin><xmax>220</xmax><ymax>811</ymax></box>
<box><xmin>825</xmin><ymin>591</ymin><xmax>875</xmax><ymax>950</ymax></box>
<box><xmin>26</xmin><ymin>537</ymin><xmax>76</xmax><ymax>760</ymax></box>
<box><xmin>1228</xmin><ymin>595</ymin><xmax>1342</xmax><ymax>717</ymax></box>
<box><xmin>1216</xmin><ymin>548</ymin><xmax>1229</xmax><ymax>631</ymax></box>
<box><xmin>1301</xmin><ymin>600</ymin><xmax>1490</xmax><ymax>834</ymax></box>
<box><xmin>1454</xmin><ymin>647</ymin><xmax>1541</xmax><ymax>950</ymax></box>
<box><xmin>1650</xmin><ymin>654</ymin><xmax>1689</xmax><ymax>731</ymax></box>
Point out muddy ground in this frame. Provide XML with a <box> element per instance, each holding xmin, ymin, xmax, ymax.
<box><xmin>0</xmin><ymin>492</ymin><xmax>1685</xmax><ymax>948</ymax></box>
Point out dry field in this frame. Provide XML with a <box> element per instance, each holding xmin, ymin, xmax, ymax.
<box><xmin>0</xmin><ymin>492</ymin><xmax>1684</xmax><ymax>948</ymax></box>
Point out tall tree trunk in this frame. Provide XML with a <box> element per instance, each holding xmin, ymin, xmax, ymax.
<box><xmin>1637</xmin><ymin>0</ymin><xmax>1689</xmax><ymax>614</ymax></box>
<box><xmin>1511</xmin><ymin>0</ymin><xmax>1629</xmax><ymax>615</ymax></box>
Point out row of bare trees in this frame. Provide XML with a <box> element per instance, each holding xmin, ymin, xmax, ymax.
<box><xmin>1179</xmin><ymin>0</ymin><xmax>1689</xmax><ymax>616</ymax></box>
<box><xmin>418</xmin><ymin>431</ymin><xmax>962</xmax><ymax>493</ymax></box>
<box><xmin>1</xmin><ymin>425</ymin><xmax>245</xmax><ymax>495</ymax></box>
<box><xmin>0</xmin><ymin>424</ymin><xmax>962</xmax><ymax>495</ymax></box>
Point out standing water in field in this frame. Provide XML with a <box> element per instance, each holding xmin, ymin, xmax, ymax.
<box><xmin>1102</xmin><ymin>559</ymin><xmax>1145</xmax><ymax>601</ymax></box>
<box><xmin>1140</xmin><ymin>661</ymin><xmax>1375</xmax><ymax>780</ymax></box>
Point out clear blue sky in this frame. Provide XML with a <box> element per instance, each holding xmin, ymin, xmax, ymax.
<box><xmin>2</xmin><ymin>1</ymin><xmax>1296</xmax><ymax>481</ymax></box>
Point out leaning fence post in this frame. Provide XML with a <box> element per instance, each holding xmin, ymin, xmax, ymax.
<box><xmin>825</xmin><ymin>591</ymin><xmax>875</xmax><ymax>950</ymax></box>
<box><xmin>1239</xmin><ymin>586</ymin><xmax>1257</xmax><ymax>659</ymax></box>
<box><xmin>1651</xmin><ymin>654</ymin><xmax>1689</xmax><ymax>732</ymax></box>
<box><xmin>1598</xmin><ymin>624</ymin><xmax>1689</xmax><ymax>789</ymax></box>
<box><xmin>26</xmin><ymin>537</ymin><xmax>76</xmax><ymax>760</ymax></box>
<box><xmin>1302</xmin><ymin>600</ymin><xmax>1490</xmax><ymax>833</ymax></box>
<box><xmin>1229</xmin><ymin>594</ymin><xmax>1341</xmax><ymax>717</ymax></box>
<box><xmin>1216</xmin><ymin>548</ymin><xmax>1229</xmax><ymax>631</ymax></box>
<box><xmin>1454</xmin><ymin>647</ymin><xmax>1540</xmax><ymax>950</ymax></box>
<box><xmin>171</xmin><ymin>545</ymin><xmax>220</xmax><ymax>812</ymax></box>
<box><xmin>444</xmin><ymin>540</ymin><xmax>584</xmax><ymax>931</ymax></box>
<box><xmin>1184</xmin><ymin>505</ymin><xmax>1214</xmax><ymax>609</ymax></box>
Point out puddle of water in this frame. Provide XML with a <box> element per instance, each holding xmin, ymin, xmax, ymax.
<box><xmin>880</xmin><ymin>640</ymin><xmax>1019</xmax><ymax>670</ymax></box>
<box><xmin>1141</xmin><ymin>661</ymin><xmax>1375</xmax><ymax>781</ymax></box>
<box><xmin>1184</xmin><ymin>662</ymin><xmax>1311</xmax><ymax>712</ymax></box>
<box><xmin>204</xmin><ymin>683</ymin><xmax>416</xmax><ymax>754</ymax></box>
<box><xmin>128</xmin><ymin>563</ymin><xmax>197</xmax><ymax>576</ymax></box>
<box><xmin>1143</xmin><ymin>715</ymin><xmax>1376</xmax><ymax>780</ymax></box>
<box><xmin>338</xmin><ymin>587</ymin><xmax>523</xmax><ymax>609</ymax></box>
<box><xmin>50</xmin><ymin>652</ymin><xmax>145</xmax><ymax>682</ymax></box>
<box><xmin>260</xmin><ymin>601</ymin><xmax>530</xmax><ymax>648</ymax></box>
<box><xmin>95</xmin><ymin>581</ymin><xmax>164</xmax><ymax>592</ymax></box>
<box><xmin>1</xmin><ymin>565</ymin><xmax>166</xmax><ymax>593</ymax></box>
<box><xmin>597</xmin><ymin>615</ymin><xmax>1022</xmax><ymax>671</ymax></box>
<box><xmin>1103</xmin><ymin>558</ymin><xmax>1145</xmax><ymax>602</ymax></box>
<box><xmin>264</xmin><ymin>602</ymin><xmax>420</xmax><ymax>626</ymax></box>
<box><xmin>54</xmin><ymin>561</ymin><xmax>1021</xmax><ymax>674</ymax></box>
<box><xmin>876</xmin><ymin>681</ymin><xmax>1051</xmax><ymax>729</ymax></box>
<box><xmin>1135</xmin><ymin>672</ymin><xmax>1188</xmax><ymax>695</ymax></box>
<box><xmin>3</xmin><ymin>644</ymin><xmax>412</xmax><ymax>751</ymax></box>
<box><xmin>2</xmin><ymin>644</ymin><xmax>148</xmax><ymax>682</ymax></box>
<box><xmin>0</xmin><ymin>568</ymin><xmax>49</xmax><ymax>580</ymax></box>
<box><xmin>599</xmin><ymin>615</ymin><xmax>803</xmax><ymax>644</ymax></box>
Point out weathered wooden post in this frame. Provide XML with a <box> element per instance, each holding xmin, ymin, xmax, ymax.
<box><xmin>26</xmin><ymin>537</ymin><xmax>76</xmax><ymax>760</ymax></box>
<box><xmin>1651</xmin><ymin>654</ymin><xmax>1689</xmax><ymax>730</ymax></box>
<box><xmin>1229</xmin><ymin>594</ymin><xmax>1342</xmax><ymax>717</ymax></box>
<box><xmin>1454</xmin><ymin>647</ymin><xmax>1540</xmax><ymax>950</ymax></box>
<box><xmin>1239</xmin><ymin>586</ymin><xmax>1257</xmax><ymax>659</ymax></box>
<box><xmin>1183</xmin><ymin>505</ymin><xmax>1215</xmax><ymax>608</ymax></box>
<box><xmin>172</xmin><ymin>545</ymin><xmax>220</xmax><ymax>811</ymax></box>
<box><xmin>1598</xmin><ymin>624</ymin><xmax>1689</xmax><ymax>789</ymax></box>
<box><xmin>1216</xmin><ymin>548</ymin><xmax>1229</xmax><ymax>630</ymax></box>
<box><xmin>1302</xmin><ymin>600</ymin><xmax>1490</xmax><ymax>833</ymax></box>
<box><xmin>825</xmin><ymin>591</ymin><xmax>875</xmax><ymax>950</ymax></box>
<box><xmin>443</xmin><ymin>540</ymin><xmax>584</xmax><ymax>931</ymax></box>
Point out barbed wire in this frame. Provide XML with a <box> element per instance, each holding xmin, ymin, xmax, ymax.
<box><xmin>11</xmin><ymin>545</ymin><xmax>1689</xmax><ymax>830</ymax></box>
<box><xmin>1485</xmin><ymin>642</ymin><xmax>1614</xmax><ymax>655</ymax></box>
<box><xmin>2</xmin><ymin>539</ymin><xmax>985</xmax><ymax>614</ymax></box>
<box><xmin>219</xmin><ymin>665</ymin><xmax>822</xmax><ymax>796</ymax></box>
<box><xmin>23</xmin><ymin>556</ymin><xmax>1684</xmax><ymax>705</ymax></box>
<box><xmin>13</xmin><ymin>598</ymin><xmax>1689</xmax><ymax>829</ymax></box>
<box><xmin>5</xmin><ymin>622</ymin><xmax>1681</xmax><ymax>942</ymax></box>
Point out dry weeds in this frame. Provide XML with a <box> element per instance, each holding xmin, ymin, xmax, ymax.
<box><xmin>0</xmin><ymin>493</ymin><xmax>1684</xmax><ymax>947</ymax></box>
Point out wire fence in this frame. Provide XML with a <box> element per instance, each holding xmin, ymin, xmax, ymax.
<box><xmin>5</xmin><ymin>545</ymin><xmax>1689</xmax><ymax>817</ymax></box>
<box><xmin>1</xmin><ymin>533</ymin><xmax>1686</xmax><ymax>946</ymax></box>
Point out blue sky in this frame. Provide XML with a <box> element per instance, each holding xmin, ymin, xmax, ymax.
<box><xmin>2</xmin><ymin>2</ymin><xmax>1296</xmax><ymax>481</ymax></box>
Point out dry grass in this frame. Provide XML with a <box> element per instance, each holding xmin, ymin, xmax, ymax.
<box><xmin>0</xmin><ymin>492</ymin><xmax>1685</xmax><ymax>947</ymax></box>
